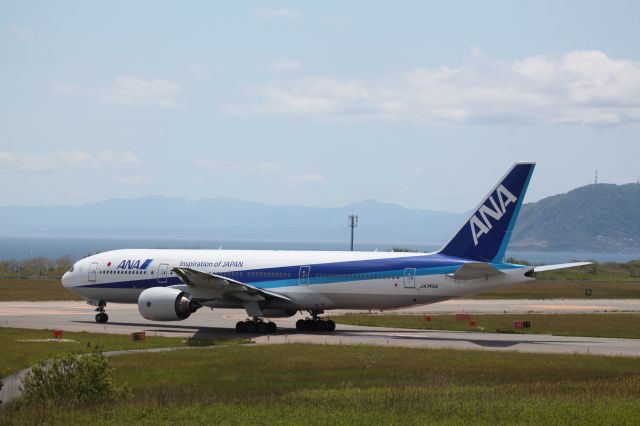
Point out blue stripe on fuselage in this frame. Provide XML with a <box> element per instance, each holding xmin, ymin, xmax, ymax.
<box><xmin>75</xmin><ymin>254</ymin><xmax>525</xmax><ymax>290</ymax></box>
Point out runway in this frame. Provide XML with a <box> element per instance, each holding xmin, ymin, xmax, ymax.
<box><xmin>1</xmin><ymin>299</ymin><xmax>640</xmax><ymax>357</ymax></box>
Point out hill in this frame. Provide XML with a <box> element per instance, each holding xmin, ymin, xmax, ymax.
<box><xmin>0</xmin><ymin>197</ymin><xmax>461</xmax><ymax>245</ymax></box>
<box><xmin>0</xmin><ymin>183</ymin><xmax>639</xmax><ymax>253</ymax></box>
<box><xmin>511</xmin><ymin>183</ymin><xmax>640</xmax><ymax>252</ymax></box>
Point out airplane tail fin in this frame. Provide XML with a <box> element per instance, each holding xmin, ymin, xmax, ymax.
<box><xmin>438</xmin><ymin>162</ymin><xmax>535</xmax><ymax>263</ymax></box>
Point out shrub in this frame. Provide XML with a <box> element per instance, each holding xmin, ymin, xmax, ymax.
<box><xmin>20</xmin><ymin>351</ymin><xmax>129</xmax><ymax>406</ymax></box>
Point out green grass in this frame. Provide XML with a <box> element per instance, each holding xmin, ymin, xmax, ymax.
<box><xmin>535</xmin><ymin>261</ymin><xmax>640</xmax><ymax>281</ymax></box>
<box><xmin>0</xmin><ymin>327</ymin><xmax>240</xmax><ymax>379</ymax></box>
<box><xmin>2</xmin><ymin>260</ymin><xmax>640</xmax><ymax>302</ymax></box>
<box><xmin>2</xmin><ymin>276</ymin><xmax>640</xmax><ymax>302</ymax></box>
<box><xmin>472</xmin><ymin>279</ymin><xmax>640</xmax><ymax>299</ymax></box>
<box><xmin>330</xmin><ymin>313</ymin><xmax>640</xmax><ymax>339</ymax></box>
<box><xmin>0</xmin><ymin>278</ymin><xmax>82</xmax><ymax>301</ymax></box>
<box><xmin>3</xmin><ymin>344</ymin><xmax>640</xmax><ymax>424</ymax></box>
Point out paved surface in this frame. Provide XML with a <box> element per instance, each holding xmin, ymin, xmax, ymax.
<box><xmin>1</xmin><ymin>299</ymin><xmax>640</xmax><ymax>358</ymax></box>
<box><xmin>0</xmin><ymin>366</ymin><xmax>30</xmax><ymax>406</ymax></box>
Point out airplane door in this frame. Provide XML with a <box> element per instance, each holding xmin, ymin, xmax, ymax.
<box><xmin>88</xmin><ymin>262</ymin><xmax>98</xmax><ymax>283</ymax></box>
<box><xmin>403</xmin><ymin>268</ymin><xmax>416</xmax><ymax>288</ymax></box>
<box><xmin>157</xmin><ymin>263</ymin><xmax>169</xmax><ymax>284</ymax></box>
<box><xmin>299</xmin><ymin>266</ymin><xmax>311</xmax><ymax>285</ymax></box>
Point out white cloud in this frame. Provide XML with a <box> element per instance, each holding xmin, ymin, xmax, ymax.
<box><xmin>285</xmin><ymin>173</ymin><xmax>327</xmax><ymax>186</ymax></box>
<box><xmin>98</xmin><ymin>76</ymin><xmax>181</xmax><ymax>107</ymax></box>
<box><xmin>0</xmin><ymin>150</ymin><xmax>141</xmax><ymax>174</ymax></box>
<box><xmin>51</xmin><ymin>82</ymin><xmax>83</xmax><ymax>96</ymax></box>
<box><xmin>268</xmin><ymin>57</ymin><xmax>303</xmax><ymax>71</ymax></box>
<box><xmin>194</xmin><ymin>159</ymin><xmax>285</xmax><ymax>173</ymax></box>
<box><xmin>255</xmin><ymin>8</ymin><xmax>302</xmax><ymax>20</ymax></box>
<box><xmin>259</xmin><ymin>87</ymin><xmax>339</xmax><ymax>115</ymax></box>
<box><xmin>187</xmin><ymin>61</ymin><xmax>208</xmax><ymax>80</ymax></box>
<box><xmin>194</xmin><ymin>158</ymin><xmax>326</xmax><ymax>186</ymax></box>
<box><xmin>52</xmin><ymin>75</ymin><xmax>182</xmax><ymax>108</ymax></box>
<box><xmin>393</xmin><ymin>185</ymin><xmax>414</xmax><ymax>194</ymax></box>
<box><xmin>256</xmin><ymin>161</ymin><xmax>285</xmax><ymax>172</ymax></box>
<box><xmin>8</xmin><ymin>25</ymin><xmax>34</xmax><ymax>41</ymax></box>
<box><xmin>324</xmin><ymin>15</ymin><xmax>351</xmax><ymax>27</ymax></box>
<box><xmin>227</xmin><ymin>50</ymin><xmax>640</xmax><ymax>127</ymax></box>
<box><xmin>114</xmin><ymin>174</ymin><xmax>152</xmax><ymax>185</ymax></box>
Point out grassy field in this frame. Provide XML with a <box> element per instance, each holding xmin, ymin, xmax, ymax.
<box><xmin>0</xmin><ymin>260</ymin><xmax>639</xmax><ymax>302</ymax></box>
<box><xmin>330</xmin><ymin>313</ymin><xmax>640</xmax><ymax>339</ymax></box>
<box><xmin>534</xmin><ymin>260</ymin><xmax>640</xmax><ymax>281</ymax></box>
<box><xmin>472</xmin><ymin>279</ymin><xmax>640</xmax><ymax>299</ymax></box>
<box><xmin>2</xmin><ymin>276</ymin><xmax>640</xmax><ymax>302</ymax></box>
<box><xmin>3</xmin><ymin>344</ymin><xmax>640</xmax><ymax>424</ymax></box>
<box><xmin>0</xmin><ymin>278</ymin><xmax>82</xmax><ymax>301</ymax></box>
<box><xmin>0</xmin><ymin>327</ymin><xmax>238</xmax><ymax>379</ymax></box>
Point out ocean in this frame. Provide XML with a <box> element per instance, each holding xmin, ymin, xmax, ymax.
<box><xmin>0</xmin><ymin>237</ymin><xmax>637</xmax><ymax>265</ymax></box>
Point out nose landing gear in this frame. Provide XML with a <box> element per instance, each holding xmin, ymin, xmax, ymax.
<box><xmin>94</xmin><ymin>300</ymin><xmax>109</xmax><ymax>323</ymax></box>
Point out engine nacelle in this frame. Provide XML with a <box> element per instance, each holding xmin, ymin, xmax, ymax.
<box><xmin>261</xmin><ymin>309</ymin><xmax>297</xmax><ymax>318</ymax></box>
<box><xmin>138</xmin><ymin>287</ymin><xmax>201</xmax><ymax>321</ymax></box>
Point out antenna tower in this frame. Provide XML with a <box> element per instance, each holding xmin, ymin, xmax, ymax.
<box><xmin>348</xmin><ymin>215</ymin><xmax>358</xmax><ymax>251</ymax></box>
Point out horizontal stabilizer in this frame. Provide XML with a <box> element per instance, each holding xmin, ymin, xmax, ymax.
<box><xmin>447</xmin><ymin>262</ymin><xmax>504</xmax><ymax>280</ymax></box>
<box><xmin>533</xmin><ymin>262</ymin><xmax>591</xmax><ymax>273</ymax></box>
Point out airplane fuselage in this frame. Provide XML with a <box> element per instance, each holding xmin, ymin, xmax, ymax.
<box><xmin>62</xmin><ymin>248</ymin><xmax>532</xmax><ymax>313</ymax></box>
<box><xmin>61</xmin><ymin>163</ymin><xmax>579</xmax><ymax>332</ymax></box>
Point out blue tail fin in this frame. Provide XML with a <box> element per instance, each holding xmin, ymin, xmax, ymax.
<box><xmin>438</xmin><ymin>162</ymin><xmax>535</xmax><ymax>262</ymax></box>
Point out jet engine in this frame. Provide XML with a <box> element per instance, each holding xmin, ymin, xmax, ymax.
<box><xmin>138</xmin><ymin>287</ymin><xmax>201</xmax><ymax>321</ymax></box>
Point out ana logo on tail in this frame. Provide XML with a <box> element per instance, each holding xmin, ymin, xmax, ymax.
<box><xmin>469</xmin><ymin>184</ymin><xmax>517</xmax><ymax>246</ymax></box>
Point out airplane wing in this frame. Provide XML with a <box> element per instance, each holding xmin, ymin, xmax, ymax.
<box><xmin>533</xmin><ymin>262</ymin><xmax>591</xmax><ymax>273</ymax></box>
<box><xmin>171</xmin><ymin>267</ymin><xmax>293</xmax><ymax>303</ymax></box>
<box><xmin>447</xmin><ymin>262</ymin><xmax>504</xmax><ymax>280</ymax></box>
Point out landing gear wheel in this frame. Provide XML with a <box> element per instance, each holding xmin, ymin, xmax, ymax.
<box><xmin>297</xmin><ymin>313</ymin><xmax>335</xmax><ymax>332</ymax></box>
<box><xmin>236</xmin><ymin>321</ymin><xmax>248</xmax><ymax>332</ymax></box>
<box><xmin>94</xmin><ymin>300</ymin><xmax>108</xmax><ymax>323</ymax></box>
<box><xmin>238</xmin><ymin>318</ymin><xmax>277</xmax><ymax>333</ymax></box>
<box><xmin>309</xmin><ymin>319</ymin><xmax>318</xmax><ymax>331</ymax></box>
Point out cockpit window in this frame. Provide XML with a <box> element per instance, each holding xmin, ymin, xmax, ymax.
<box><xmin>69</xmin><ymin>266</ymin><xmax>74</xmax><ymax>272</ymax></box>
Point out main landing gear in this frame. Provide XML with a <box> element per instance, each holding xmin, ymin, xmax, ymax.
<box><xmin>235</xmin><ymin>318</ymin><xmax>277</xmax><ymax>334</ymax></box>
<box><xmin>296</xmin><ymin>311</ymin><xmax>336</xmax><ymax>332</ymax></box>
<box><xmin>94</xmin><ymin>300</ymin><xmax>109</xmax><ymax>323</ymax></box>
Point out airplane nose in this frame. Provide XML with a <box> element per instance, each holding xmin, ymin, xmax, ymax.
<box><xmin>61</xmin><ymin>271</ymin><xmax>73</xmax><ymax>288</ymax></box>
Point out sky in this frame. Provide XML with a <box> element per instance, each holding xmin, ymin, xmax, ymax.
<box><xmin>1</xmin><ymin>1</ymin><xmax>639</xmax><ymax>213</ymax></box>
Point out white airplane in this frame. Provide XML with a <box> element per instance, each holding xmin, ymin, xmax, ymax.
<box><xmin>61</xmin><ymin>162</ymin><xmax>588</xmax><ymax>333</ymax></box>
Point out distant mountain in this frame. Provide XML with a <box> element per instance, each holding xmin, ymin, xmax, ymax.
<box><xmin>511</xmin><ymin>183</ymin><xmax>640</xmax><ymax>253</ymax></box>
<box><xmin>1</xmin><ymin>183</ymin><xmax>638</xmax><ymax>253</ymax></box>
<box><xmin>0</xmin><ymin>197</ymin><xmax>463</xmax><ymax>245</ymax></box>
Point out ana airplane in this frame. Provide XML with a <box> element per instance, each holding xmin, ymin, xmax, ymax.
<box><xmin>61</xmin><ymin>162</ymin><xmax>588</xmax><ymax>333</ymax></box>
